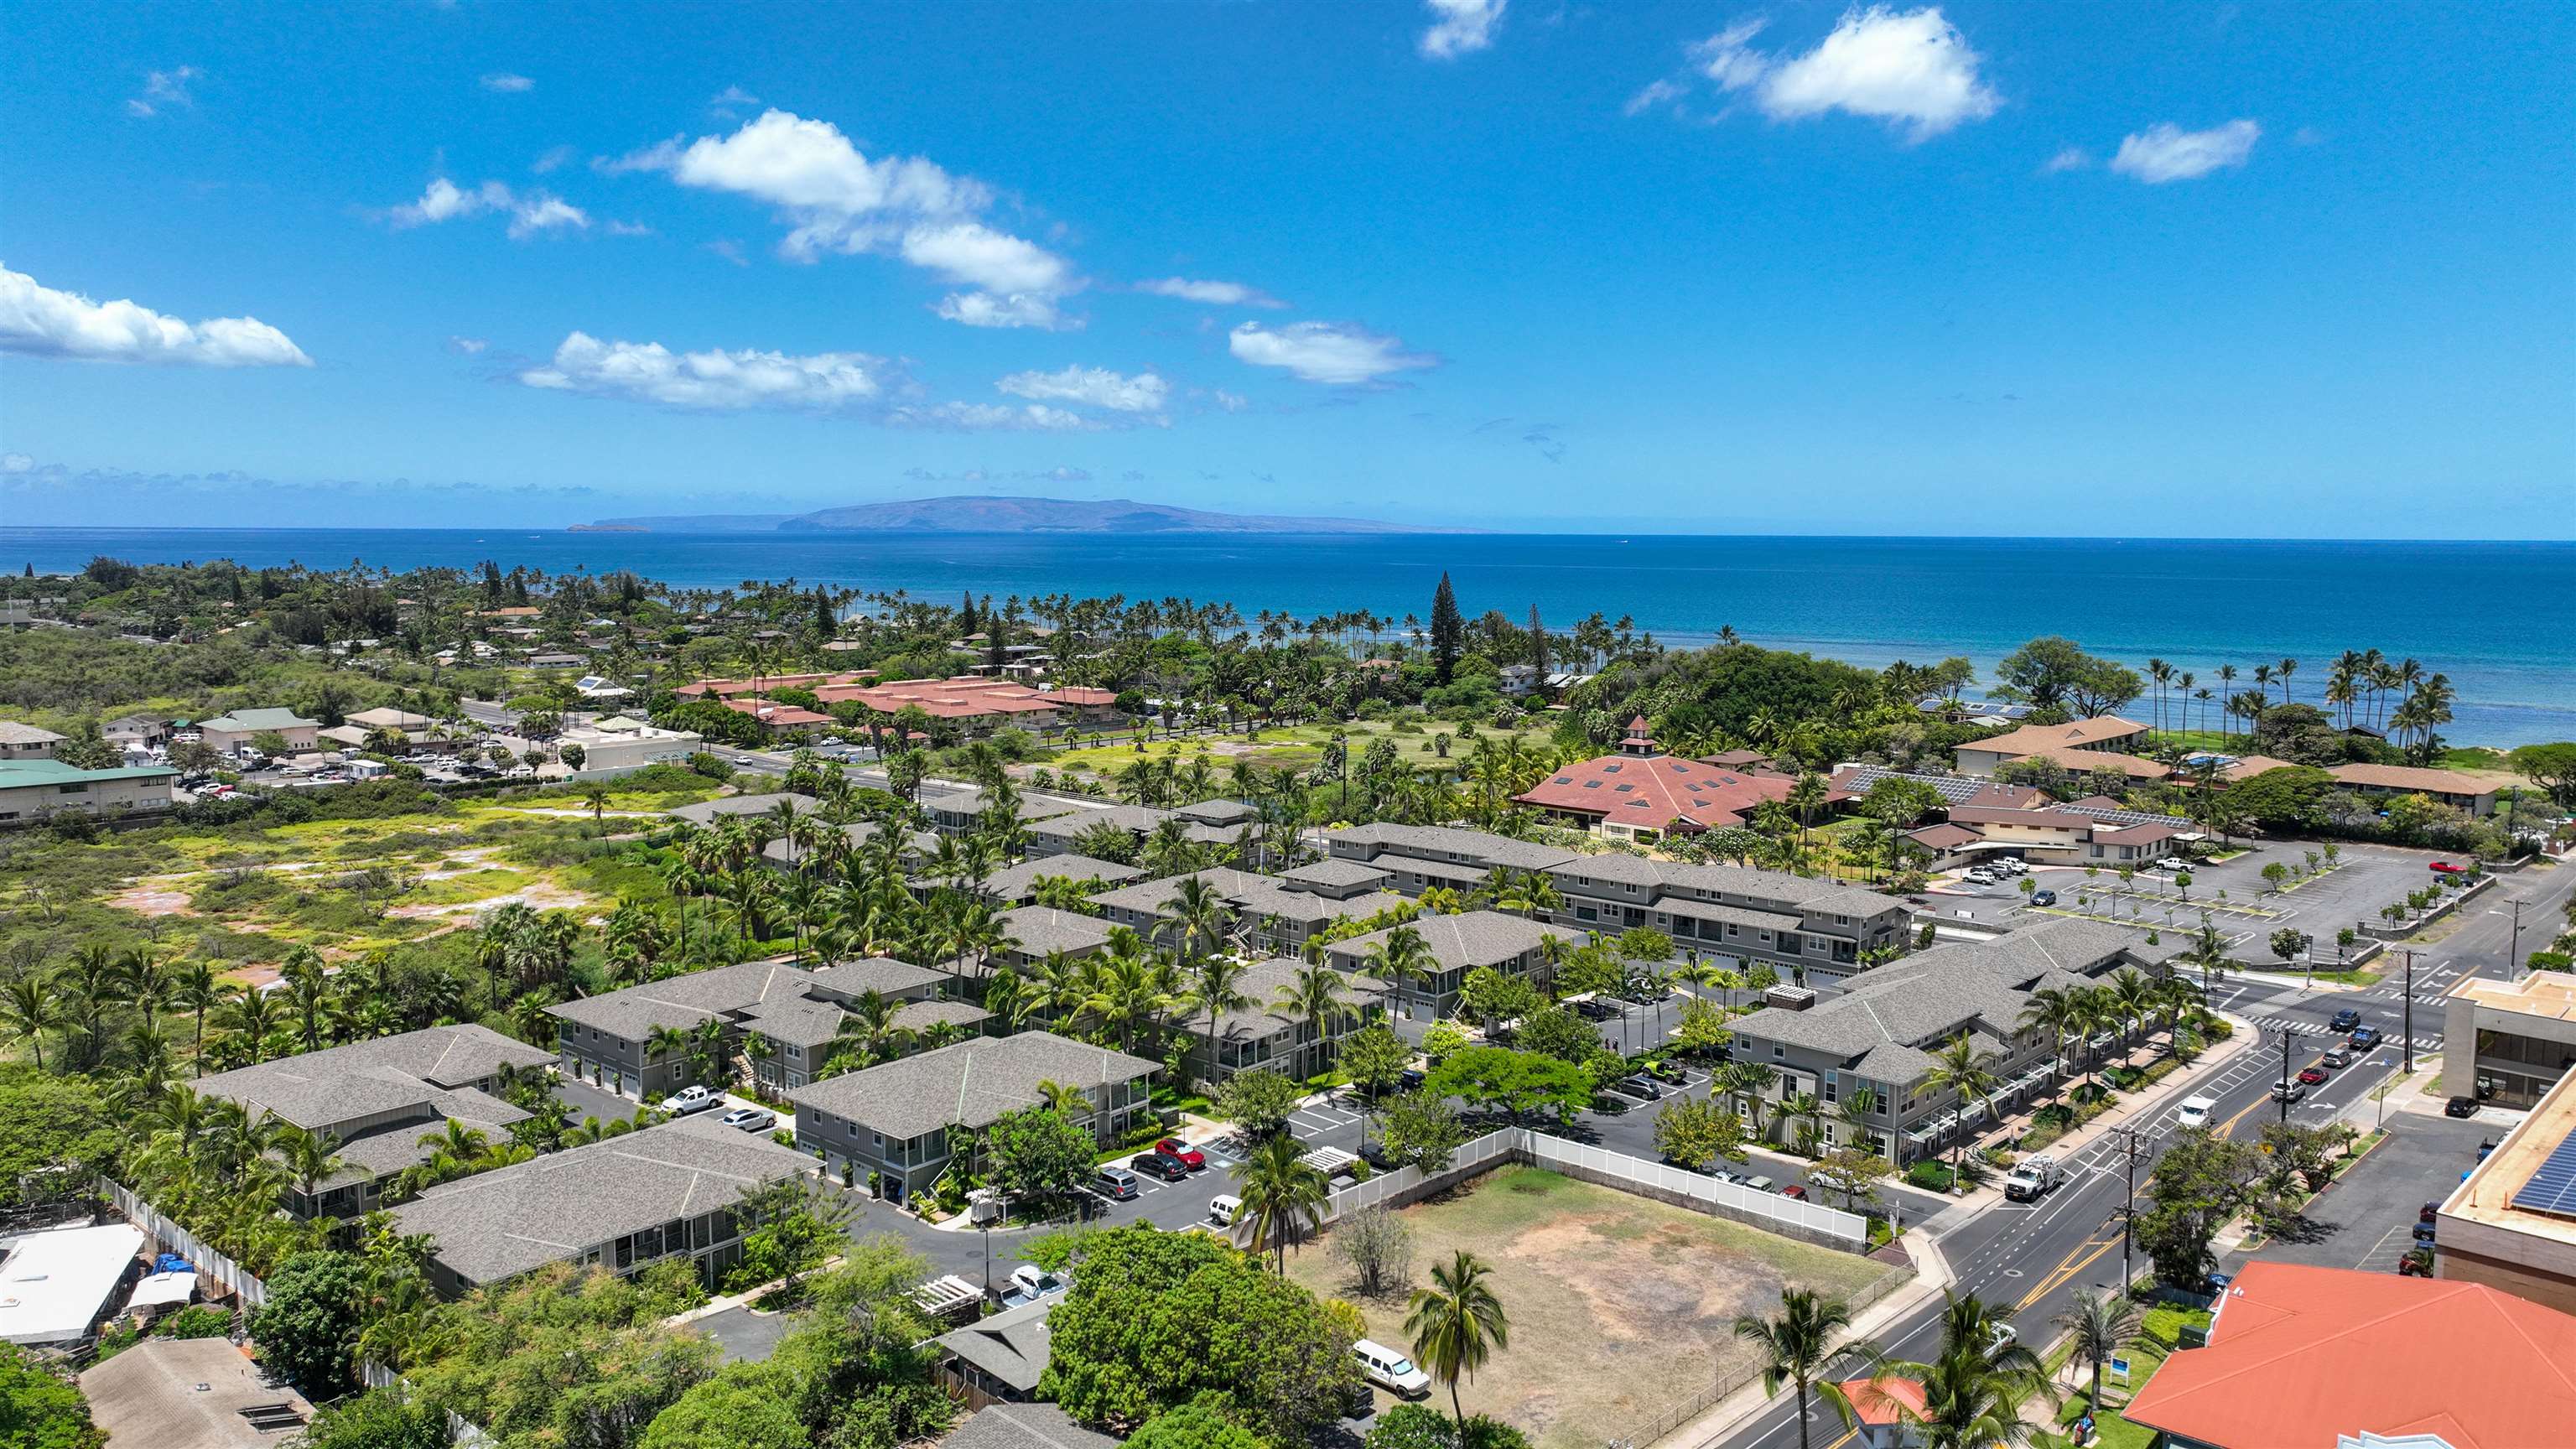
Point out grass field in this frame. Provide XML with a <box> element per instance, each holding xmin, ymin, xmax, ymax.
<box><xmin>1041</xmin><ymin>719</ymin><xmax>1561</xmax><ymax>787</ymax></box>
<box><xmin>0</xmin><ymin>775</ymin><xmax>717</xmax><ymax>978</ymax></box>
<box><xmin>1283</xmin><ymin>1166</ymin><xmax>1893</xmax><ymax>1449</ymax></box>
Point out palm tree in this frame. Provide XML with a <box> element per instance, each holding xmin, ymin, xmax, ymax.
<box><xmin>1733</xmin><ymin>1290</ymin><xmax>1871</xmax><ymax>1449</ymax></box>
<box><xmin>824</xmin><ymin>989</ymin><xmax>911</xmax><ymax>1072</ymax></box>
<box><xmin>1161</xmin><ymin>875</ymin><xmax>1237</xmax><ymax>966</ymax></box>
<box><xmin>1719</xmin><ymin>1060</ymin><xmax>1779</xmax><ymax>1140</ymax></box>
<box><xmin>169</xmin><ymin>960</ymin><xmax>222</xmax><ymax>1075</ymax></box>
<box><xmin>1883</xmin><ymin>1293</ymin><xmax>2054</xmax><ymax>1449</ymax></box>
<box><xmin>273</xmin><ymin>1124</ymin><xmax>349</xmax><ymax>1208</ymax></box>
<box><xmin>1273</xmin><ymin>961</ymin><xmax>1354</xmax><ymax>1078</ymax></box>
<box><xmin>2</xmin><ymin>971</ymin><xmax>67</xmax><ymax>1071</ymax></box>
<box><xmin>1778</xmin><ymin>1091</ymin><xmax>1826</xmax><ymax>1156</ymax></box>
<box><xmin>1231</xmin><ymin>1131</ymin><xmax>1328</xmax><ymax>1271</ymax></box>
<box><xmin>1408</xmin><ymin>1249</ymin><xmax>1512</xmax><ymax>1440</ymax></box>
<box><xmin>2053</xmin><ymin>1289</ymin><xmax>2142</xmax><ymax>1417</ymax></box>
<box><xmin>1921</xmin><ymin>1035</ymin><xmax>2001</xmax><ymax>1177</ymax></box>
<box><xmin>1368</xmin><ymin>924</ymin><xmax>1437</xmax><ymax>1021</ymax></box>
<box><xmin>1190</xmin><ymin>955</ymin><xmax>1254</xmax><ymax>1086</ymax></box>
<box><xmin>2015</xmin><ymin>986</ymin><xmax>2085</xmax><ymax>1101</ymax></box>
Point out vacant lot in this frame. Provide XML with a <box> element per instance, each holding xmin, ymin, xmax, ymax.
<box><xmin>1285</xmin><ymin>1166</ymin><xmax>1893</xmax><ymax>1449</ymax></box>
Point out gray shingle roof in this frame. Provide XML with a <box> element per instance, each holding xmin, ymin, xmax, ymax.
<box><xmin>1328</xmin><ymin>910</ymin><xmax>1582</xmax><ymax>971</ymax></box>
<box><xmin>943</xmin><ymin>1404</ymin><xmax>1122</xmax><ymax>1449</ymax></box>
<box><xmin>1277</xmin><ymin>858</ymin><xmax>1390</xmax><ymax>890</ymax></box>
<box><xmin>1327</xmin><ymin>822</ymin><xmax>1580</xmax><ymax>873</ymax></box>
<box><xmin>786</xmin><ymin>1031</ymin><xmax>1156</xmax><ymax>1141</ymax></box>
<box><xmin>1653</xmin><ymin>896</ymin><xmax>1806</xmax><ymax>932</ymax></box>
<box><xmin>935</xmin><ymin>1299</ymin><xmax>1060</xmax><ymax>1397</ymax></box>
<box><xmin>953</xmin><ymin>854</ymin><xmax>1146</xmax><ymax>904</ymax></box>
<box><xmin>1237</xmin><ymin>886</ymin><xmax>1415</xmax><ymax>928</ymax></box>
<box><xmin>1027</xmin><ymin>804</ymin><xmax>1171</xmax><ymax>844</ymax></box>
<box><xmin>194</xmin><ymin>1026</ymin><xmax>553</xmax><ymax>1132</ymax></box>
<box><xmin>998</xmin><ymin>906</ymin><xmax>1116</xmax><ymax>959</ymax></box>
<box><xmin>893</xmin><ymin>999</ymin><xmax>992</xmax><ymax>1034</ymax></box>
<box><xmin>390</xmin><ymin>1115</ymin><xmax>811</xmax><ymax>1285</ymax></box>
<box><xmin>0</xmin><ymin>721</ymin><xmax>65</xmax><ymax>745</ymax></box>
<box><xmin>1172</xmin><ymin>798</ymin><xmax>1257</xmax><ymax>826</ymax></box>
<box><xmin>548</xmin><ymin>960</ymin><xmax>831</xmax><ymax>1041</ymax></box>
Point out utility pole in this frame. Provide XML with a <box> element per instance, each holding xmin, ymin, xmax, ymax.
<box><xmin>2111</xmin><ymin>1124</ymin><xmax>2143</xmax><ymax>1294</ymax></box>
<box><xmin>2280</xmin><ymin>1029</ymin><xmax>2293</xmax><ymax>1124</ymax></box>
<box><xmin>2504</xmin><ymin>898</ymin><xmax>2527</xmax><ymax>978</ymax></box>
<box><xmin>2397</xmin><ymin>948</ymin><xmax>2421</xmax><ymax>1074</ymax></box>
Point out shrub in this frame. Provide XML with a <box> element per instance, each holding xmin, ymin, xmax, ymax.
<box><xmin>1906</xmin><ymin>1160</ymin><xmax>1956</xmax><ymax>1192</ymax></box>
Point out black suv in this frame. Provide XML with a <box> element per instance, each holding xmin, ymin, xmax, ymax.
<box><xmin>2329</xmin><ymin>1008</ymin><xmax>2362</xmax><ymax>1033</ymax></box>
<box><xmin>1132</xmin><ymin>1150</ymin><xmax>1192</xmax><ymax>1182</ymax></box>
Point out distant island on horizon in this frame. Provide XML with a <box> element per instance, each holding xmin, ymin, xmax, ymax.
<box><xmin>581</xmin><ymin>494</ymin><xmax>1454</xmax><ymax>536</ymax></box>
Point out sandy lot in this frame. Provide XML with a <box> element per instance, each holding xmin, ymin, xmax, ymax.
<box><xmin>1285</xmin><ymin>1166</ymin><xmax>1895</xmax><ymax>1449</ymax></box>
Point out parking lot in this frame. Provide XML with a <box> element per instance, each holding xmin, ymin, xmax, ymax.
<box><xmin>2228</xmin><ymin>1109</ymin><xmax>2493</xmax><ymax>1274</ymax></box>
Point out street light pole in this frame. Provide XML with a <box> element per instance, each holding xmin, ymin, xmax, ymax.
<box><xmin>2280</xmin><ymin>1030</ymin><xmax>2293</xmax><ymax>1124</ymax></box>
<box><xmin>2112</xmin><ymin>1124</ymin><xmax>2142</xmax><ymax>1294</ymax></box>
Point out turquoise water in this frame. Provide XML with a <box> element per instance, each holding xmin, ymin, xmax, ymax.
<box><xmin>5</xmin><ymin>528</ymin><xmax>2571</xmax><ymax>746</ymax></box>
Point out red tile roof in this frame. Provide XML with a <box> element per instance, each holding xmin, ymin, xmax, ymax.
<box><xmin>719</xmin><ymin>699</ymin><xmax>831</xmax><ymax>726</ymax></box>
<box><xmin>1514</xmin><ymin>750</ymin><xmax>1793</xmax><ymax>833</ymax></box>
<box><xmin>2122</xmin><ymin>1262</ymin><xmax>2576</xmax><ymax>1449</ymax></box>
<box><xmin>1837</xmin><ymin>1378</ymin><xmax>1929</xmax><ymax>1428</ymax></box>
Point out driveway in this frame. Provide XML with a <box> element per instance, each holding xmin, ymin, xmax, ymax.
<box><xmin>2228</xmin><ymin>1109</ymin><xmax>2492</xmax><ymax>1274</ymax></box>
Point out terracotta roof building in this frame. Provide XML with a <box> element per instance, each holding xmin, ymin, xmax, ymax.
<box><xmin>1514</xmin><ymin>717</ymin><xmax>1793</xmax><ymax>841</ymax></box>
<box><xmin>2122</xmin><ymin>1260</ymin><xmax>2576</xmax><ymax>1449</ymax></box>
<box><xmin>1952</xmin><ymin>715</ymin><xmax>2152</xmax><ymax>777</ymax></box>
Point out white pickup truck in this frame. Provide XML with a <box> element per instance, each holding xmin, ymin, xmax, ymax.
<box><xmin>2004</xmin><ymin>1154</ymin><xmax>2067</xmax><ymax>1202</ymax></box>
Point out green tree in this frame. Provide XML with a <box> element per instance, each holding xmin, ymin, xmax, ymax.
<box><xmin>247</xmin><ymin>1250</ymin><xmax>371</xmax><ymax>1398</ymax></box>
<box><xmin>0</xmin><ymin>1344</ymin><xmax>101</xmax><ymax>1449</ymax></box>
<box><xmin>1233</xmin><ymin>1132</ymin><xmax>1331</xmax><ymax>1270</ymax></box>
<box><xmin>1426</xmin><ymin>1046</ymin><xmax>1590</xmax><ymax>1124</ymax></box>
<box><xmin>1124</xmin><ymin>1397</ymin><xmax>1269</xmax><ymax>1449</ymax></box>
<box><xmin>640</xmin><ymin>1364</ymin><xmax>807</xmax><ymax>1449</ymax></box>
<box><xmin>1651</xmin><ymin>1094</ymin><xmax>1748</xmax><ymax>1171</ymax></box>
<box><xmin>2052</xmin><ymin>1289</ymin><xmax>2142</xmax><ymax>1418</ymax></box>
<box><xmin>1429</xmin><ymin>574</ymin><xmax>1465</xmax><ymax>686</ymax></box>
<box><xmin>1406</xmin><ymin>1249</ymin><xmax>1510</xmax><ymax>1440</ymax></box>
<box><xmin>1510</xmin><ymin>1005</ymin><xmax>1597</xmax><ymax>1066</ymax></box>
<box><xmin>1732</xmin><ymin>1291</ymin><xmax>1872</xmax><ymax>1449</ymax></box>
<box><xmin>1039</xmin><ymin>1228</ymin><xmax>1362</xmax><ymax>1437</ymax></box>
<box><xmin>2136</xmin><ymin>1130</ymin><xmax>2262</xmax><ymax>1286</ymax></box>
<box><xmin>2507</xmin><ymin>740</ymin><xmax>2576</xmax><ymax>811</ymax></box>
<box><xmin>1673</xmin><ymin>996</ymin><xmax>1732</xmax><ymax>1057</ymax></box>
<box><xmin>985</xmin><ymin>1105</ymin><xmax>1097</xmax><ymax>1218</ymax></box>
<box><xmin>1378</xmin><ymin>1089</ymin><xmax>1471</xmax><ymax>1172</ymax></box>
<box><xmin>1214</xmin><ymin>1068</ymin><xmax>1305</xmax><ymax>1140</ymax></box>
<box><xmin>294</xmin><ymin>1388</ymin><xmax>454</xmax><ymax>1449</ymax></box>
<box><xmin>1920</xmin><ymin>1036</ymin><xmax>2001</xmax><ymax>1176</ymax></box>
<box><xmin>1365</xmin><ymin>1403</ymin><xmax>1532</xmax><ymax>1449</ymax></box>
<box><xmin>729</xmin><ymin>1178</ymin><xmax>854</xmax><ymax>1301</ymax></box>
<box><xmin>0</xmin><ymin>1067</ymin><xmax>117</xmax><ymax>1213</ymax></box>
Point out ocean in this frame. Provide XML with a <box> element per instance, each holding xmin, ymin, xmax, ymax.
<box><xmin>5</xmin><ymin>528</ymin><xmax>2571</xmax><ymax>748</ymax></box>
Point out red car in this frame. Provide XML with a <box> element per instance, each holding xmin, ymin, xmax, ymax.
<box><xmin>2428</xmin><ymin>860</ymin><xmax>2469</xmax><ymax>875</ymax></box>
<box><xmin>1153</xmin><ymin>1137</ymin><xmax>1206</xmax><ymax>1171</ymax></box>
<box><xmin>2298</xmin><ymin>1065</ymin><xmax>2330</xmax><ymax>1086</ymax></box>
<box><xmin>1779</xmin><ymin>1184</ymin><xmax>1810</xmax><ymax>1200</ymax></box>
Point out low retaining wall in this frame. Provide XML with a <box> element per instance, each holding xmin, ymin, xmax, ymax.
<box><xmin>1311</xmin><ymin>1128</ymin><xmax>1871</xmax><ymax>1251</ymax></box>
<box><xmin>101</xmin><ymin>1181</ymin><xmax>267</xmax><ymax>1308</ymax></box>
<box><xmin>2357</xmin><ymin>874</ymin><xmax>2495</xmax><ymax>941</ymax></box>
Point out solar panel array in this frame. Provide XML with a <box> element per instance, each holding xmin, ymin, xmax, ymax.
<box><xmin>2508</xmin><ymin>1129</ymin><xmax>2576</xmax><ymax>1219</ymax></box>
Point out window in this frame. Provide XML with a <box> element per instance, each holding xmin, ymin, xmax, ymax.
<box><xmin>1772</xmin><ymin>1045</ymin><xmax>1785</xmax><ymax>1059</ymax></box>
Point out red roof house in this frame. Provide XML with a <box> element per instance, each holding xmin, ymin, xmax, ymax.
<box><xmin>2122</xmin><ymin>1261</ymin><xmax>2576</xmax><ymax>1448</ymax></box>
<box><xmin>1512</xmin><ymin>718</ymin><xmax>1793</xmax><ymax>839</ymax></box>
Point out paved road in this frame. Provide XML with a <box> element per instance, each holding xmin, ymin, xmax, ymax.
<box><xmin>1709</xmin><ymin>857</ymin><xmax>2571</xmax><ymax>1449</ymax></box>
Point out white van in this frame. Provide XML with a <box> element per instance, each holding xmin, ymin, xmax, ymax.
<box><xmin>1353</xmin><ymin>1338</ymin><xmax>1431</xmax><ymax>1398</ymax></box>
<box><xmin>2176</xmin><ymin>1095</ymin><xmax>2217</xmax><ymax>1130</ymax></box>
<box><xmin>1207</xmin><ymin>1194</ymin><xmax>1243</xmax><ymax>1229</ymax></box>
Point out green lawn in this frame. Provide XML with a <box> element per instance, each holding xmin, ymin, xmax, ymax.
<box><xmin>2054</xmin><ymin>1303</ymin><xmax>2210</xmax><ymax>1449</ymax></box>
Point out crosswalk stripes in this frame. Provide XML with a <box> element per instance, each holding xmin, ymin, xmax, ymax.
<box><xmin>2238</xmin><ymin>1011</ymin><xmax>2438</xmax><ymax>1052</ymax></box>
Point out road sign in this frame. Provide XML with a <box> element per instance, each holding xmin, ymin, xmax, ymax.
<box><xmin>2110</xmin><ymin>1357</ymin><xmax>2132</xmax><ymax>1382</ymax></box>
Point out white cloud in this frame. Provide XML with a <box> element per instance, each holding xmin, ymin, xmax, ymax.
<box><xmin>997</xmin><ymin>366</ymin><xmax>1170</xmax><ymax>415</ymax></box>
<box><xmin>935</xmin><ymin>292</ymin><xmax>1069</xmax><ymax>330</ymax></box>
<box><xmin>126</xmin><ymin>65</ymin><xmax>198</xmax><ymax>118</ymax></box>
<box><xmin>1228</xmin><ymin>320</ymin><xmax>1435</xmax><ymax>386</ymax></box>
<box><xmin>1753</xmin><ymin>6</ymin><xmax>1999</xmax><ymax>141</ymax></box>
<box><xmin>532</xmin><ymin>144</ymin><xmax>577</xmax><ymax>174</ymax></box>
<box><xmin>2041</xmin><ymin>145</ymin><xmax>2090</xmax><ymax>174</ymax></box>
<box><xmin>1</xmin><ymin>263</ymin><xmax>310</xmax><ymax>367</ymax></box>
<box><xmin>709</xmin><ymin>85</ymin><xmax>761</xmax><ymax>110</ymax></box>
<box><xmin>1</xmin><ymin>453</ymin><xmax>36</xmax><ymax>474</ymax></box>
<box><xmin>615</xmin><ymin>109</ymin><xmax>1079</xmax><ymax>324</ymax></box>
<box><xmin>1623</xmin><ymin>78</ymin><xmax>1689</xmax><ymax>117</ymax></box>
<box><xmin>888</xmin><ymin>401</ymin><xmax>1100</xmax><ymax>432</ymax></box>
<box><xmin>386</xmin><ymin>177</ymin><xmax>591</xmax><ymax>239</ymax></box>
<box><xmin>480</xmin><ymin>72</ymin><xmax>534</xmax><ymax>92</ymax></box>
<box><xmin>1420</xmin><ymin>0</ymin><xmax>1506</xmax><ymax>59</ymax></box>
<box><xmin>900</xmin><ymin>221</ymin><xmax>1072</xmax><ymax>295</ymax></box>
<box><xmin>1691</xmin><ymin>18</ymin><xmax>1771</xmax><ymax>92</ymax></box>
<box><xmin>519</xmin><ymin>331</ymin><xmax>891</xmax><ymax>412</ymax></box>
<box><xmin>447</xmin><ymin>335</ymin><xmax>488</xmax><ymax>354</ymax></box>
<box><xmin>1213</xmin><ymin>390</ymin><xmax>1249</xmax><ymax>413</ymax></box>
<box><xmin>2110</xmin><ymin>119</ymin><xmax>2260</xmax><ymax>183</ymax></box>
<box><xmin>1136</xmin><ymin>277</ymin><xmax>1285</xmax><ymax>308</ymax></box>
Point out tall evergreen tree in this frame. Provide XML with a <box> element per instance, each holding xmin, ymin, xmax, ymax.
<box><xmin>1529</xmin><ymin>604</ymin><xmax>1548</xmax><ymax>679</ymax></box>
<box><xmin>1430</xmin><ymin>573</ymin><xmax>1464</xmax><ymax>685</ymax></box>
<box><xmin>958</xmin><ymin>592</ymin><xmax>978</xmax><ymax>638</ymax></box>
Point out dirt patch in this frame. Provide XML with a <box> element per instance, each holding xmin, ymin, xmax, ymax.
<box><xmin>385</xmin><ymin>880</ymin><xmax>592</xmax><ymax>920</ymax></box>
<box><xmin>1285</xmin><ymin>1166</ymin><xmax>1893</xmax><ymax>1449</ymax></box>
<box><xmin>109</xmin><ymin>884</ymin><xmax>197</xmax><ymax>917</ymax></box>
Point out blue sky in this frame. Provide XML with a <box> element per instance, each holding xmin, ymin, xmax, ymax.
<box><xmin>4</xmin><ymin>1</ymin><xmax>2571</xmax><ymax>536</ymax></box>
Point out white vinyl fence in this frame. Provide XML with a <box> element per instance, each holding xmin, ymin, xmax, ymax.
<box><xmin>102</xmin><ymin>1180</ymin><xmax>268</xmax><ymax>1307</ymax></box>
<box><xmin>1313</xmin><ymin>1130</ymin><xmax>1869</xmax><ymax>1250</ymax></box>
